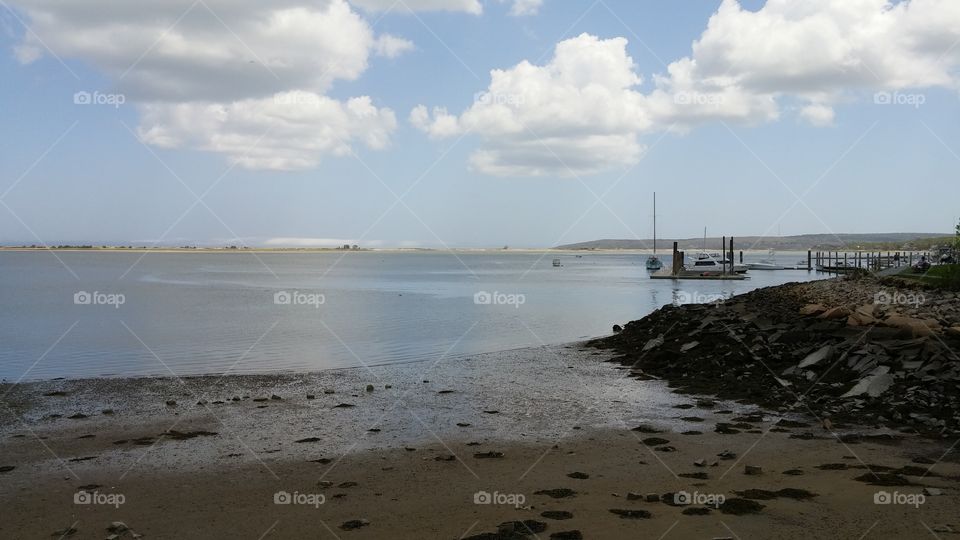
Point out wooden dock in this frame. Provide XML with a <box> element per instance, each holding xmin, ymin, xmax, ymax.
<box><xmin>813</xmin><ymin>250</ymin><xmax>931</xmax><ymax>274</ymax></box>
<box><xmin>652</xmin><ymin>238</ymin><xmax>748</xmax><ymax>280</ymax></box>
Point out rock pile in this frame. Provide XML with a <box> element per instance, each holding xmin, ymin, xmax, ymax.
<box><xmin>590</xmin><ymin>274</ymin><xmax>960</xmax><ymax>436</ymax></box>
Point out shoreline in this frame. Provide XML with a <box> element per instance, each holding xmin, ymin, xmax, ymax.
<box><xmin>2</xmin><ymin>343</ymin><xmax>958</xmax><ymax>538</ymax></box>
<box><xmin>2</xmin><ymin>278</ymin><xmax>959</xmax><ymax>538</ymax></box>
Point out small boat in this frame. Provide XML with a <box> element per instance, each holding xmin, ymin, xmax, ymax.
<box><xmin>747</xmin><ymin>249</ymin><xmax>785</xmax><ymax>270</ymax></box>
<box><xmin>552</xmin><ymin>258</ymin><xmax>562</xmax><ymax>267</ymax></box>
<box><xmin>694</xmin><ymin>251</ymin><xmax>748</xmax><ymax>273</ymax></box>
<box><xmin>645</xmin><ymin>193</ymin><xmax>663</xmax><ymax>271</ymax></box>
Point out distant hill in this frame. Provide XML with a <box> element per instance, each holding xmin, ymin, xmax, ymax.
<box><xmin>556</xmin><ymin>233</ymin><xmax>953</xmax><ymax>251</ymax></box>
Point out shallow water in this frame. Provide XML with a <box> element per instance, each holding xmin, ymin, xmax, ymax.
<box><xmin>0</xmin><ymin>251</ymin><xmax>824</xmax><ymax>380</ymax></box>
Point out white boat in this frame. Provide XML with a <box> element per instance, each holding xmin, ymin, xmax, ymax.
<box><xmin>694</xmin><ymin>250</ymin><xmax>749</xmax><ymax>272</ymax></box>
<box><xmin>645</xmin><ymin>193</ymin><xmax>663</xmax><ymax>271</ymax></box>
<box><xmin>747</xmin><ymin>250</ymin><xmax>786</xmax><ymax>270</ymax></box>
<box><xmin>689</xmin><ymin>255</ymin><xmax>748</xmax><ymax>274</ymax></box>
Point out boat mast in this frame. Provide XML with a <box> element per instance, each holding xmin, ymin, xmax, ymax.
<box><xmin>652</xmin><ymin>192</ymin><xmax>657</xmax><ymax>255</ymax></box>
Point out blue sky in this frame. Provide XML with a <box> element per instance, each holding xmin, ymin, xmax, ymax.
<box><xmin>1</xmin><ymin>0</ymin><xmax>958</xmax><ymax>248</ymax></box>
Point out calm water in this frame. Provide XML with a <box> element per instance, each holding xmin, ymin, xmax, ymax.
<box><xmin>0</xmin><ymin>251</ymin><xmax>824</xmax><ymax>380</ymax></box>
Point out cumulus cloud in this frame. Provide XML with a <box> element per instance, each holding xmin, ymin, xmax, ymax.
<box><xmin>411</xmin><ymin>33</ymin><xmax>651</xmax><ymax>176</ymax></box>
<box><xmin>9</xmin><ymin>0</ymin><xmax>410</xmax><ymax>169</ymax></box>
<box><xmin>350</xmin><ymin>0</ymin><xmax>482</xmax><ymax>15</ymax></box>
<box><xmin>413</xmin><ymin>0</ymin><xmax>960</xmax><ymax>176</ymax></box>
<box><xmin>140</xmin><ymin>92</ymin><xmax>397</xmax><ymax>171</ymax></box>
<box><xmin>643</xmin><ymin>0</ymin><xmax>960</xmax><ymax>131</ymax></box>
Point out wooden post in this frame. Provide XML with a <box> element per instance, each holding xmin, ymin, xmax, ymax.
<box><xmin>807</xmin><ymin>250</ymin><xmax>812</xmax><ymax>270</ymax></box>
<box><xmin>730</xmin><ymin>237</ymin><xmax>735</xmax><ymax>274</ymax></box>
<box><xmin>740</xmin><ymin>251</ymin><xmax>743</xmax><ymax>264</ymax></box>
<box><xmin>722</xmin><ymin>236</ymin><xmax>727</xmax><ymax>274</ymax></box>
<box><xmin>844</xmin><ymin>252</ymin><xmax>848</xmax><ymax>269</ymax></box>
<box><xmin>672</xmin><ymin>242</ymin><xmax>681</xmax><ymax>276</ymax></box>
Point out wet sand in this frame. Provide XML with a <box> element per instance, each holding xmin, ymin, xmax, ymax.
<box><xmin>1</xmin><ymin>345</ymin><xmax>958</xmax><ymax>539</ymax></box>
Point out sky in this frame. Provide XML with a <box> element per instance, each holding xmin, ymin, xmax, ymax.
<box><xmin>0</xmin><ymin>0</ymin><xmax>958</xmax><ymax>249</ymax></box>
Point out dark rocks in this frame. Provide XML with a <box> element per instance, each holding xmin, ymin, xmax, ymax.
<box><xmin>587</xmin><ymin>276</ymin><xmax>960</xmax><ymax>436</ymax></box>
<box><xmin>165</xmin><ymin>430</ymin><xmax>217</xmax><ymax>440</ymax></box>
<box><xmin>566</xmin><ymin>472</ymin><xmax>589</xmax><ymax>479</ymax></box>
<box><xmin>540</xmin><ymin>511</ymin><xmax>573</xmax><ymax>520</ymax></box>
<box><xmin>535</xmin><ymin>488</ymin><xmax>576</xmax><ymax>499</ymax></box>
<box><xmin>67</xmin><ymin>413</ymin><xmax>88</xmax><ymax>419</ymax></box>
<box><xmin>744</xmin><ymin>465</ymin><xmax>763</xmax><ymax>476</ymax></box>
<box><xmin>776</xmin><ymin>488</ymin><xmax>817</xmax><ymax>499</ymax></box>
<box><xmin>733</xmin><ymin>489</ymin><xmax>777</xmax><ymax>500</ymax></box>
<box><xmin>295</xmin><ymin>437</ymin><xmax>322</xmax><ymax>443</ymax></box>
<box><xmin>332</xmin><ymin>403</ymin><xmax>356</xmax><ymax>408</ymax></box>
<box><xmin>609</xmin><ymin>509</ymin><xmax>651</xmax><ymax>519</ymax></box>
<box><xmin>339</xmin><ymin>519</ymin><xmax>369</xmax><ymax>531</ymax></box>
<box><xmin>0</xmin><ymin>466</ymin><xmax>14</xmax><ymax>473</ymax></box>
<box><xmin>642</xmin><ymin>437</ymin><xmax>670</xmax><ymax>446</ymax></box>
<box><xmin>165</xmin><ymin>400</ymin><xmax>177</xmax><ymax>407</ymax></box>
<box><xmin>682</xmin><ymin>507</ymin><xmax>712</xmax><ymax>515</ymax></box>
<box><xmin>719</xmin><ymin>498</ymin><xmax>765</xmax><ymax>515</ymax></box>
<box><xmin>550</xmin><ymin>531</ymin><xmax>583</xmax><ymax>540</ymax></box>
<box><xmin>474</xmin><ymin>451</ymin><xmax>504</xmax><ymax>459</ymax></box>
<box><xmin>631</xmin><ymin>425</ymin><xmax>663</xmax><ymax>434</ymax></box>
<box><xmin>714</xmin><ymin>423</ymin><xmax>740</xmax><ymax>435</ymax></box>
<box><xmin>853</xmin><ymin>473</ymin><xmax>912</xmax><ymax>486</ymax></box>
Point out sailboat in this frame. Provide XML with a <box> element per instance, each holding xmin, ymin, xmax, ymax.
<box><xmin>645</xmin><ymin>193</ymin><xmax>663</xmax><ymax>271</ymax></box>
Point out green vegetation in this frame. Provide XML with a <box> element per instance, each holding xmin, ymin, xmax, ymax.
<box><xmin>895</xmin><ymin>264</ymin><xmax>960</xmax><ymax>291</ymax></box>
<box><xmin>955</xmin><ymin>218</ymin><xmax>960</xmax><ymax>249</ymax></box>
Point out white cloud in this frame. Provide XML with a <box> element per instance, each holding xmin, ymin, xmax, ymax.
<box><xmin>505</xmin><ymin>0</ymin><xmax>543</xmax><ymax>16</ymax></box>
<box><xmin>10</xmin><ymin>0</ymin><xmax>410</xmax><ymax>170</ymax></box>
<box><xmin>375</xmin><ymin>34</ymin><xmax>415</xmax><ymax>58</ymax></box>
<box><xmin>799</xmin><ymin>104</ymin><xmax>836</xmax><ymax>127</ymax></box>
<box><xmin>350</xmin><ymin>0</ymin><xmax>482</xmax><ymax>15</ymax></box>
<box><xmin>414</xmin><ymin>0</ymin><xmax>960</xmax><ymax>176</ymax></box>
<box><xmin>411</xmin><ymin>33</ymin><xmax>651</xmax><ymax>176</ymax></box>
<box><xmin>140</xmin><ymin>92</ymin><xmax>397</xmax><ymax>171</ymax></box>
<box><xmin>649</xmin><ymin>0</ymin><xmax>960</xmax><ymax>129</ymax></box>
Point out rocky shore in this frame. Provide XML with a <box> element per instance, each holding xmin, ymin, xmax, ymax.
<box><xmin>591</xmin><ymin>273</ymin><xmax>960</xmax><ymax>437</ymax></box>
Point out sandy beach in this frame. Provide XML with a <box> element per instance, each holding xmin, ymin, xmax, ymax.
<box><xmin>2</xmin><ymin>332</ymin><xmax>958</xmax><ymax>539</ymax></box>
